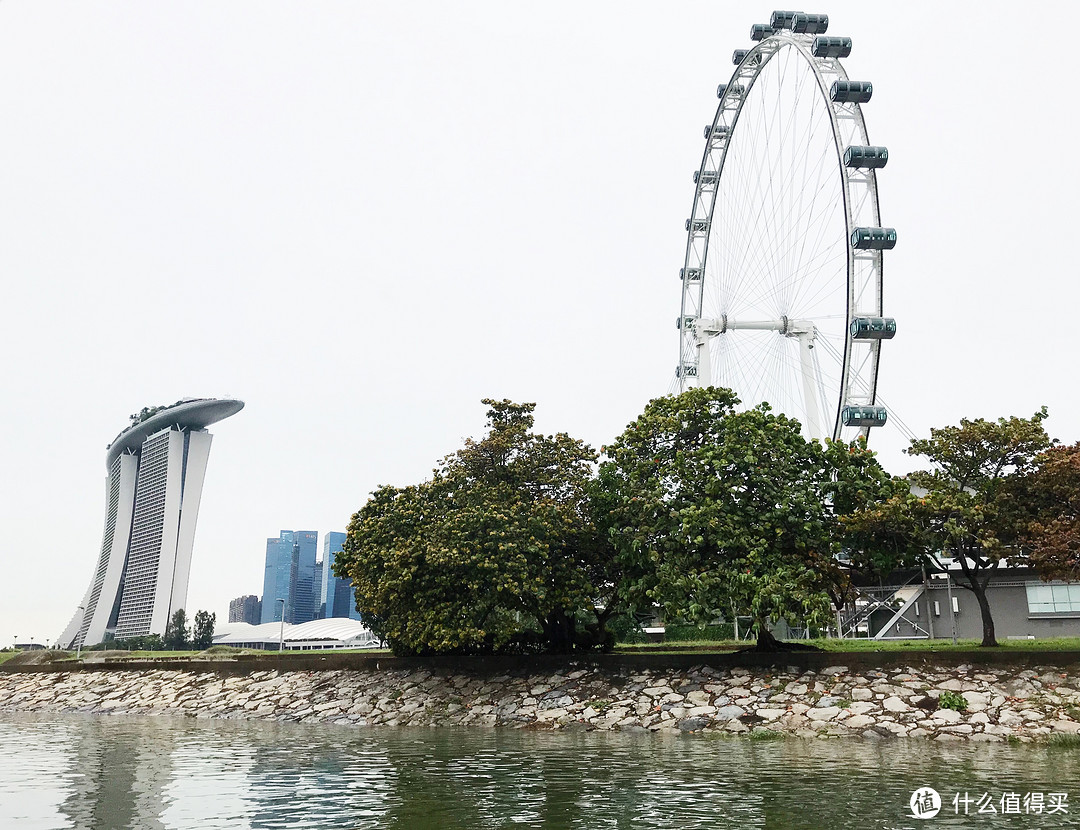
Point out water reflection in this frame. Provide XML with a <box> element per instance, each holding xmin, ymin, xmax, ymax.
<box><xmin>1</xmin><ymin>713</ymin><xmax>1079</xmax><ymax>829</ymax></box>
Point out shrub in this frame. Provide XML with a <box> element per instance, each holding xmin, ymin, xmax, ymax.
<box><xmin>664</xmin><ymin>624</ymin><xmax>734</xmax><ymax>642</ymax></box>
<box><xmin>938</xmin><ymin>691</ymin><xmax>968</xmax><ymax>711</ymax></box>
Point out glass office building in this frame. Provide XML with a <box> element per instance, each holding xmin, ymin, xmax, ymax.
<box><xmin>261</xmin><ymin>530</ymin><xmax>319</xmax><ymax>625</ymax></box>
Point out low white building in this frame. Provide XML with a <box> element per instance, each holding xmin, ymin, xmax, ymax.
<box><xmin>212</xmin><ymin>618</ymin><xmax>380</xmax><ymax>651</ymax></box>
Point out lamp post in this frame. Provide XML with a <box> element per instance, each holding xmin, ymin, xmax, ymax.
<box><xmin>932</xmin><ymin>571</ymin><xmax>958</xmax><ymax>645</ymax></box>
<box><xmin>277</xmin><ymin>598</ymin><xmax>286</xmax><ymax>653</ymax></box>
<box><xmin>946</xmin><ymin>574</ymin><xmax>958</xmax><ymax>646</ymax></box>
<box><xmin>76</xmin><ymin>605</ymin><xmax>85</xmax><ymax>660</ymax></box>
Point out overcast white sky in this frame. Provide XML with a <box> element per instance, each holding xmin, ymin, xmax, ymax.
<box><xmin>1</xmin><ymin>2</ymin><xmax>1077</xmax><ymax>645</ymax></box>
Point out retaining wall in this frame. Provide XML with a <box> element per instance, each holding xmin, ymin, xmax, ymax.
<box><xmin>4</xmin><ymin>653</ymin><xmax>1080</xmax><ymax>741</ymax></box>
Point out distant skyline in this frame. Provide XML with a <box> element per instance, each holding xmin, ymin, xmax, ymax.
<box><xmin>2</xmin><ymin>2</ymin><xmax>1078</xmax><ymax>643</ymax></box>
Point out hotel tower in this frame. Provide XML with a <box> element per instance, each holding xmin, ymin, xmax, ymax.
<box><xmin>60</xmin><ymin>398</ymin><xmax>243</xmax><ymax>647</ymax></box>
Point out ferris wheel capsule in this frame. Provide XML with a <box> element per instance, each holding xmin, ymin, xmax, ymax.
<box><xmin>792</xmin><ymin>13</ymin><xmax>829</xmax><ymax>34</ymax></box>
<box><xmin>769</xmin><ymin>10</ymin><xmax>801</xmax><ymax>29</ymax></box>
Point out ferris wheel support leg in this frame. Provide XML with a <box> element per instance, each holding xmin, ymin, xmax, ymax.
<box><xmin>695</xmin><ymin>332</ymin><xmax>713</xmax><ymax>388</ymax></box>
<box><xmin>797</xmin><ymin>331</ymin><xmax>824</xmax><ymax>442</ymax></box>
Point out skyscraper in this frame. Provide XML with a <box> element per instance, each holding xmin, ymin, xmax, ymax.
<box><xmin>260</xmin><ymin>530</ymin><xmax>319</xmax><ymax>625</ymax></box>
<box><xmin>228</xmin><ymin>595</ymin><xmax>262</xmax><ymax>624</ymax></box>
<box><xmin>60</xmin><ymin>398</ymin><xmax>244</xmax><ymax>647</ymax></box>
<box><xmin>321</xmin><ymin>531</ymin><xmax>361</xmax><ymax>620</ymax></box>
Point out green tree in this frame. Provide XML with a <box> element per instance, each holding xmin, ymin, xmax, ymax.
<box><xmin>163</xmin><ymin>609</ymin><xmax>189</xmax><ymax>650</ymax></box>
<box><xmin>845</xmin><ymin>410</ymin><xmax>1052</xmax><ymax>647</ymax></box>
<box><xmin>1015</xmin><ymin>441</ymin><xmax>1080</xmax><ymax>581</ymax></box>
<box><xmin>192</xmin><ymin>610</ymin><xmax>216</xmax><ymax>650</ymax></box>
<box><xmin>336</xmin><ymin>399</ymin><xmax>615</xmax><ymax>655</ymax></box>
<box><xmin>601</xmin><ymin>387</ymin><xmax>862</xmax><ymax>651</ymax></box>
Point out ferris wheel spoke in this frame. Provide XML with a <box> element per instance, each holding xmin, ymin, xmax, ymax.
<box><xmin>680</xmin><ymin>19</ymin><xmax>893</xmax><ymax>443</ymax></box>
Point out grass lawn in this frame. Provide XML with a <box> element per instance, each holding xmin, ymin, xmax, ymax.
<box><xmin>615</xmin><ymin>636</ymin><xmax>1080</xmax><ymax>654</ymax></box>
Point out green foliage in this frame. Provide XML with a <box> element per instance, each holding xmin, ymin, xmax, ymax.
<box><xmin>938</xmin><ymin>691</ymin><xmax>968</xmax><ymax>711</ymax></box>
<box><xmin>192</xmin><ymin>610</ymin><xmax>216</xmax><ymax>650</ymax></box>
<box><xmin>336</xmin><ymin>399</ymin><xmax>618</xmax><ymax>655</ymax></box>
<box><xmin>127</xmin><ymin>400</ymin><xmax>190</xmax><ymax>427</ymax></box>
<box><xmin>600</xmin><ymin>387</ymin><xmax>877</xmax><ymax>648</ymax></box>
<box><xmin>201</xmin><ymin>644</ymin><xmax>242</xmax><ymax>655</ymax></box>
<box><xmin>129</xmin><ymin>405</ymin><xmax>167</xmax><ymax>426</ymax></box>
<box><xmin>748</xmin><ymin>729</ymin><xmax>785</xmax><ymax>741</ymax></box>
<box><xmin>845</xmin><ymin>409</ymin><xmax>1053</xmax><ymax>647</ymax></box>
<box><xmin>605</xmin><ymin>612</ymin><xmax>649</xmax><ymax>644</ymax></box>
<box><xmin>1015</xmin><ymin>442</ymin><xmax>1080</xmax><ymax>582</ymax></box>
<box><xmin>163</xmin><ymin>609</ymin><xmax>189</xmax><ymax>650</ymax></box>
<box><xmin>107</xmin><ymin>634</ymin><xmax>164</xmax><ymax>651</ymax></box>
<box><xmin>664</xmin><ymin>624</ymin><xmax>735</xmax><ymax>642</ymax></box>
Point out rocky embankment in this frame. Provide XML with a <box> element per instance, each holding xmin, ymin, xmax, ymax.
<box><xmin>3</xmin><ymin>662</ymin><xmax>1080</xmax><ymax>741</ymax></box>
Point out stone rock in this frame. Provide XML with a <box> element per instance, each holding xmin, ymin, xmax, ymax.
<box><xmin>883</xmin><ymin>696</ymin><xmax>909</xmax><ymax>713</ymax></box>
<box><xmin>1050</xmin><ymin>719</ymin><xmax>1080</xmax><ymax>734</ymax></box>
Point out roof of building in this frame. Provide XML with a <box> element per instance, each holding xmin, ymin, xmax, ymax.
<box><xmin>213</xmin><ymin>618</ymin><xmax>377</xmax><ymax>646</ymax></box>
<box><xmin>106</xmin><ymin>398</ymin><xmax>244</xmax><ymax>466</ymax></box>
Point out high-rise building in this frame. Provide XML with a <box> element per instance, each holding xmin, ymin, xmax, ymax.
<box><xmin>260</xmin><ymin>530</ymin><xmax>319</xmax><ymax>625</ymax></box>
<box><xmin>228</xmin><ymin>595</ymin><xmax>262</xmax><ymax>624</ymax></box>
<box><xmin>60</xmin><ymin>398</ymin><xmax>244</xmax><ymax>647</ymax></box>
<box><xmin>321</xmin><ymin>531</ymin><xmax>361</xmax><ymax>620</ymax></box>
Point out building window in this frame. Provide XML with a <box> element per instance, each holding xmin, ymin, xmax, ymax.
<box><xmin>1026</xmin><ymin>582</ymin><xmax>1080</xmax><ymax>615</ymax></box>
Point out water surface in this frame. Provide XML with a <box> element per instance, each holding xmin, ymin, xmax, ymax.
<box><xmin>2</xmin><ymin>713</ymin><xmax>1079</xmax><ymax>829</ymax></box>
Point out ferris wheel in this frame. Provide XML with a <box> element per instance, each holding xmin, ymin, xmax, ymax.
<box><xmin>676</xmin><ymin>10</ymin><xmax>896</xmax><ymax>444</ymax></box>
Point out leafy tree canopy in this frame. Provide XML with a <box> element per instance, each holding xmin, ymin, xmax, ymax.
<box><xmin>1016</xmin><ymin>441</ymin><xmax>1080</xmax><ymax>581</ymax></box>
<box><xmin>163</xmin><ymin>608</ymin><xmax>189</xmax><ymax>650</ymax></box>
<box><xmin>844</xmin><ymin>409</ymin><xmax>1053</xmax><ymax>647</ymax></box>
<box><xmin>335</xmin><ymin>399</ymin><xmax>615</xmax><ymax>655</ymax></box>
<box><xmin>601</xmin><ymin>387</ymin><xmax>887</xmax><ymax>651</ymax></box>
<box><xmin>193</xmin><ymin>610</ymin><xmax>216</xmax><ymax>650</ymax></box>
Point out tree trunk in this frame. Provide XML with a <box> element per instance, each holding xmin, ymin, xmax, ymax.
<box><xmin>954</xmin><ymin>550</ymin><xmax>999</xmax><ymax>647</ymax></box>
<box><xmin>543</xmin><ymin>611</ymin><xmax>575</xmax><ymax>654</ymax></box>
<box><xmin>972</xmin><ymin>583</ymin><xmax>998</xmax><ymax>647</ymax></box>
<box><xmin>755</xmin><ymin>625</ymin><xmax>782</xmax><ymax>652</ymax></box>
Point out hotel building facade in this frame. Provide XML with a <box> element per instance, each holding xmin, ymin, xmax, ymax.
<box><xmin>60</xmin><ymin>398</ymin><xmax>243</xmax><ymax>648</ymax></box>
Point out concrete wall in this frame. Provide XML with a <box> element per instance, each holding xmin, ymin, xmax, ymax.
<box><xmin>875</xmin><ymin>572</ymin><xmax>1080</xmax><ymax>641</ymax></box>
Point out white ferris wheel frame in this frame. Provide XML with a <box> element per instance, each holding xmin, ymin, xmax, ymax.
<box><xmin>677</xmin><ymin>28</ymin><xmax>885</xmax><ymax>443</ymax></box>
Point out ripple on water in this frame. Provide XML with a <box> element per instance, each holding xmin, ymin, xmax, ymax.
<box><xmin>1</xmin><ymin>713</ymin><xmax>1079</xmax><ymax>829</ymax></box>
